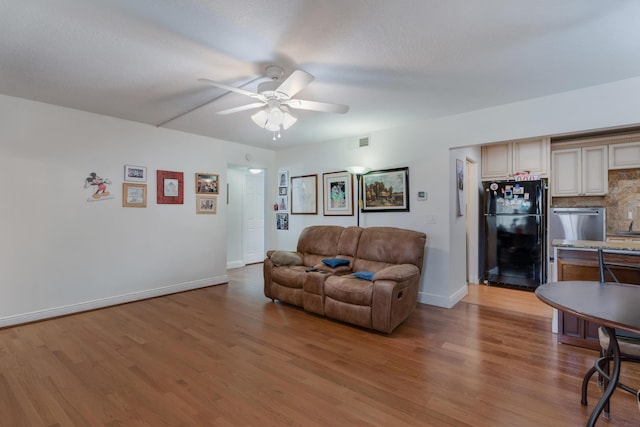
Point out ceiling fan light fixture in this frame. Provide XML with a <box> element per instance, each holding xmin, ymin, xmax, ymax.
<box><xmin>251</xmin><ymin>109</ymin><xmax>269</xmax><ymax>128</ymax></box>
<box><xmin>202</xmin><ymin>66</ymin><xmax>347</xmax><ymax>138</ymax></box>
<box><xmin>268</xmin><ymin>105</ymin><xmax>283</xmax><ymax>124</ymax></box>
<box><xmin>281</xmin><ymin>110</ymin><xmax>297</xmax><ymax>130</ymax></box>
<box><xmin>251</xmin><ymin>105</ymin><xmax>296</xmax><ymax>133</ymax></box>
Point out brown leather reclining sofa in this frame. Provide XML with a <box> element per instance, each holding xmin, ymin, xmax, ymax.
<box><xmin>263</xmin><ymin>225</ymin><xmax>427</xmax><ymax>333</ymax></box>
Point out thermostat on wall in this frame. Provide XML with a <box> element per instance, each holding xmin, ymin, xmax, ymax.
<box><xmin>417</xmin><ymin>191</ymin><xmax>427</xmax><ymax>201</ymax></box>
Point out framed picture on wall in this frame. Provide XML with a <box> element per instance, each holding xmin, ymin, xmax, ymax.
<box><xmin>195</xmin><ymin>173</ymin><xmax>219</xmax><ymax>194</ymax></box>
<box><xmin>362</xmin><ymin>167</ymin><xmax>409</xmax><ymax>212</ymax></box>
<box><xmin>196</xmin><ymin>195</ymin><xmax>217</xmax><ymax>214</ymax></box>
<box><xmin>157</xmin><ymin>170</ymin><xmax>184</xmax><ymax>204</ymax></box>
<box><xmin>276</xmin><ymin>213</ymin><xmax>289</xmax><ymax>230</ymax></box>
<box><xmin>122</xmin><ymin>183</ymin><xmax>147</xmax><ymax>207</ymax></box>
<box><xmin>278</xmin><ymin>170</ymin><xmax>289</xmax><ymax>187</ymax></box>
<box><xmin>124</xmin><ymin>165</ymin><xmax>147</xmax><ymax>183</ymax></box>
<box><xmin>277</xmin><ymin>196</ymin><xmax>288</xmax><ymax>211</ymax></box>
<box><xmin>290</xmin><ymin>174</ymin><xmax>318</xmax><ymax>215</ymax></box>
<box><xmin>322</xmin><ymin>170</ymin><xmax>353</xmax><ymax>216</ymax></box>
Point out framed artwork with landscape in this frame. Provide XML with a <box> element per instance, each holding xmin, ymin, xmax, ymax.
<box><xmin>322</xmin><ymin>171</ymin><xmax>353</xmax><ymax>216</ymax></box>
<box><xmin>362</xmin><ymin>167</ymin><xmax>409</xmax><ymax>212</ymax></box>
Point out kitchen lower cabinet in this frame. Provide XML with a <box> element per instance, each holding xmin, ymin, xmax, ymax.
<box><xmin>555</xmin><ymin>248</ymin><xmax>640</xmax><ymax>349</ymax></box>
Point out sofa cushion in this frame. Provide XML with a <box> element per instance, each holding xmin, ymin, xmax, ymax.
<box><xmin>353</xmin><ymin>227</ymin><xmax>426</xmax><ymax>271</ymax></box>
<box><xmin>270</xmin><ymin>251</ymin><xmax>303</xmax><ymax>267</ymax></box>
<box><xmin>297</xmin><ymin>225</ymin><xmax>344</xmax><ymax>265</ymax></box>
<box><xmin>325</xmin><ymin>275</ymin><xmax>373</xmax><ymax>306</ymax></box>
<box><xmin>322</xmin><ymin>258</ymin><xmax>351</xmax><ymax>268</ymax></box>
<box><xmin>352</xmin><ymin>271</ymin><xmax>374</xmax><ymax>281</ymax></box>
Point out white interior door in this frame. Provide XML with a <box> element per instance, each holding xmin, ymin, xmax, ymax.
<box><xmin>226</xmin><ymin>167</ymin><xmax>265</xmax><ymax>268</ymax></box>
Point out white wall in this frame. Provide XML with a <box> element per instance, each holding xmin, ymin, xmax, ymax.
<box><xmin>4</xmin><ymin>73</ymin><xmax>640</xmax><ymax>323</ymax></box>
<box><xmin>272</xmin><ymin>75</ymin><xmax>640</xmax><ymax>307</ymax></box>
<box><xmin>226</xmin><ymin>167</ymin><xmax>244</xmax><ymax>268</ymax></box>
<box><xmin>0</xmin><ymin>94</ymin><xmax>275</xmax><ymax>327</ymax></box>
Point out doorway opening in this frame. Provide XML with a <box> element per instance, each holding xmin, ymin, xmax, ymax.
<box><xmin>226</xmin><ymin>166</ymin><xmax>266</xmax><ymax>269</ymax></box>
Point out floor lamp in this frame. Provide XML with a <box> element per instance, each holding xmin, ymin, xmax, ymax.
<box><xmin>346</xmin><ymin>166</ymin><xmax>371</xmax><ymax>227</ymax></box>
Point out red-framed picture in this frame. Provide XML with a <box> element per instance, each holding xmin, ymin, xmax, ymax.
<box><xmin>157</xmin><ymin>170</ymin><xmax>184</xmax><ymax>204</ymax></box>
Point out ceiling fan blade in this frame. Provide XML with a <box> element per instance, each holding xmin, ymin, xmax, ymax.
<box><xmin>198</xmin><ymin>78</ymin><xmax>265</xmax><ymax>101</ymax></box>
<box><xmin>275</xmin><ymin>70</ymin><xmax>314</xmax><ymax>99</ymax></box>
<box><xmin>283</xmin><ymin>99</ymin><xmax>349</xmax><ymax>114</ymax></box>
<box><xmin>216</xmin><ymin>102</ymin><xmax>266</xmax><ymax>115</ymax></box>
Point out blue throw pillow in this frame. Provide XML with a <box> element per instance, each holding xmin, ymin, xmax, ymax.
<box><xmin>322</xmin><ymin>258</ymin><xmax>350</xmax><ymax>268</ymax></box>
<box><xmin>352</xmin><ymin>271</ymin><xmax>375</xmax><ymax>281</ymax></box>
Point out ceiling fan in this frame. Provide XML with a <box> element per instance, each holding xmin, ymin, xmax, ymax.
<box><xmin>198</xmin><ymin>65</ymin><xmax>349</xmax><ymax>139</ymax></box>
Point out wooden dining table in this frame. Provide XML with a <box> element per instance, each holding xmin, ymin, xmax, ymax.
<box><xmin>535</xmin><ymin>280</ymin><xmax>640</xmax><ymax>426</ymax></box>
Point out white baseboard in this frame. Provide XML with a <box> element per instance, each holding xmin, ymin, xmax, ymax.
<box><xmin>0</xmin><ymin>275</ymin><xmax>228</xmax><ymax>328</ymax></box>
<box><xmin>418</xmin><ymin>285</ymin><xmax>468</xmax><ymax>309</ymax></box>
<box><xmin>227</xmin><ymin>260</ymin><xmax>245</xmax><ymax>269</ymax></box>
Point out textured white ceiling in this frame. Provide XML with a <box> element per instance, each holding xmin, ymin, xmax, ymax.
<box><xmin>2</xmin><ymin>0</ymin><xmax>640</xmax><ymax>149</ymax></box>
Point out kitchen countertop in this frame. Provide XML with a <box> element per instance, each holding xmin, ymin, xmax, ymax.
<box><xmin>552</xmin><ymin>239</ymin><xmax>640</xmax><ymax>252</ymax></box>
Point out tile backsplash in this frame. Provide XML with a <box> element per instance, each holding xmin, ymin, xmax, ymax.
<box><xmin>605</xmin><ymin>169</ymin><xmax>640</xmax><ymax>234</ymax></box>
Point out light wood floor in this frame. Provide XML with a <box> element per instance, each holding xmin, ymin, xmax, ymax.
<box><xmin>1</xmin><ymin>264</ymin><xmax>639</xmax><ymax>426</ymax></box>
<box><xmin>463</xmin><ymin>283</ymin><xmax>554</xmax><ymax>318</ymax></box>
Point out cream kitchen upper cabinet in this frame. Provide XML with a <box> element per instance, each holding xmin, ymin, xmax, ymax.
<box><xmin>481</xmin><ymin>138</ymin><xmax>549</xmax><ymax>181</ymax></box>
<box><xmin>551</xmin><ymin>145</ymin><xmax>607</xmax><ymax>197</ymax></box>
<box><xmin>609</xmin><ymin>141</ymin><xmax>640</xmax><ymax>169</ymax></box>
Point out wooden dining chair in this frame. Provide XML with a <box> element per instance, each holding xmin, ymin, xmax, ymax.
<box><xmin>580</xmin><ymin>249</ymin><xmax>640</xmax><ymax>419</ymax></box>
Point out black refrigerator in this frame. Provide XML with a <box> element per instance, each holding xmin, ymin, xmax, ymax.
<box><xmin>481</xmin><ymin>179</ymin><xmax>547</xmax><ymax>290</ymax></box>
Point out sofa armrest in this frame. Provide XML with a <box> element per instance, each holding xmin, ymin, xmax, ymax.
<box><xmin>373</xmin><ymin>264</ymin><xmax>420</xmax><ymax>282</ymax></box>
<box><xmin>371</xmin><ymin>264</ymin><xmax>422</xmax><ymax>333</ymax></box>
<box><xmin>266</xmin><ymin>250</ymin><xmax>304</xmax><ymax>266</ymax></box>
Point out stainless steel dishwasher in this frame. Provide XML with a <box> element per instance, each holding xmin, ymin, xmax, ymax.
<box><xmin>548</xmin><ymin>207</ymin><xmax>606</xmax><ymax>261</ymax></box>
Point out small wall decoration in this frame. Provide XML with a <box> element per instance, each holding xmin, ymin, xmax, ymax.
<box><xmin>122</xmin><ymin>183</ymin><xmax>147</xmax><ymax>207</ymax></box>
<box><xmin>323</xmin><ymin>171</ymin><xmax>354</xmax><ymax>216</ymax></box>
<box><xmin>277</xmin><ymin>196</ymin><xmax>288</xmax><ymax>211</ymax></box>
<box><xmin>196</xmin><ymin>195</ymin><xmax>217</xmax><ymax>214</ymax></box>
<box><xmin>456</xmin><ymin>159</ymin><xmax>465</xmax><ymax>217</ymax></box>
<box><xmin>124</xmin><ymin>165</ymin><xmax>147</xmax><ymax>183</ymax></box>
<box><xmin>279</xmin><ymin>186</ymin><xmax>287</xmax><ymax>196</ymax></box>
<box><xmin>278</xmin><ymin>170</ymin><xmax>289</xmax><ymax>187</ymax></box>
<box><xmin>195</xmin><ymin>173</ymin><xmax>219</xmax><ymax>194</ymax></box>
<box><xmin>276</xmin><ymin>213</ymin><xmax>289</xmax><ymax>230</ymax></box>
<box><xmin>290</xmin><ymin>174</ymin><xmax>318</xmax><ymax>215</ymax></box>
<box><xmin>157</xmin><ymin>170</ymin><xmax>184</xmax><ymax>204</ymax></box>
<box><xmin>84</xmin><ymin>172</ymin><xmax>114</xmax><ymax>202</ymax></box>
<box><xmin>362</xmin><ymin>167</ymin><xmax>409</xmax><ymax>212</ymax></box>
